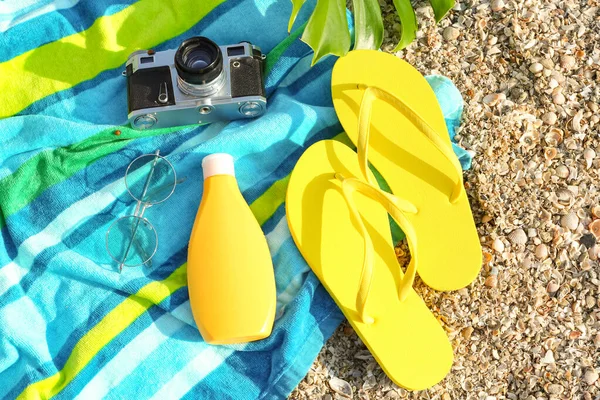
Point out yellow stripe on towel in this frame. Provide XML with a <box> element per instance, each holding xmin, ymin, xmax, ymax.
<box><xmin>0</xmin><ymin>0</ymin><xmax>224</xmax><ymax>119</ymax></box>
<box><xmin>17</xmin><ymin>265</ymin><xmax>188</xmax><ymax>400</ymax></box>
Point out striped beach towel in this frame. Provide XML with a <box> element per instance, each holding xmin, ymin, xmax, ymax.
<box><xmin>0</xmin><ymin>0</ymin><xmax>346</xmax><ymax>398</ymax></box>
<box><xmin>0</xmin><ymin>1</ymin><xmax>471</xmax><ymax>398</ymax></box>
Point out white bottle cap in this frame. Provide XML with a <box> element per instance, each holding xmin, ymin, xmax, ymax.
<box><xmin>202</xmin><ymin>153</ymin><xmax>235</xmax><ymax>179</ymax></box>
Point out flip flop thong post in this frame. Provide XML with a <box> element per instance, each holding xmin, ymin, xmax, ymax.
<box><xmin>286</xmin><ymin>140</ymin><xmax>453</xmax><ymax>390</ymax></box>
<box><xmin>331</xmin><ymin>50</ymin><xmax>481</xmax><ymax>291</ymax></box>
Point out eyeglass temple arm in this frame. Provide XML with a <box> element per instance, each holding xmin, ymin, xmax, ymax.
<box><xmin>118</xmin><ymin>151</ymin><xmax>161</xmax><ymax>272</ymax></box>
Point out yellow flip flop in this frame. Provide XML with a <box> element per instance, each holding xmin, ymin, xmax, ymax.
<box><xmin>331</xmin><ymin>50</ymin><xmax>481</xmax><ymax>291</ymax></box>
<box><xmin>286</xmin><ymin>140</ymin><xmax>453</xmax><ymax>390</ymax></box>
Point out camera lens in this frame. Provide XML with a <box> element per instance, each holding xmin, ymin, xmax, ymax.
<box><xmin>175</xmin><ymin>37</ymin><xmax>223</xmax><ymax>85</ymax></box>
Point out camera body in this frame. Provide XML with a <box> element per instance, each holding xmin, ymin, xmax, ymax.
<box><xmin>125</xmin><ymin>38</ymin><xmax>266</xmax><ymax>130</ymax></box>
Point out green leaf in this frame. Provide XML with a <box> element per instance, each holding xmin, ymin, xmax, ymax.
<box><xmin>428</xmin><ymin>0</ymin><xmax>454</xmax><ymax>23</ymax></box>
<box><xmin>301</xmin><ymin>0</ymin><xmax>350</xmax><ymax>65</ymax></box>
<box><xmin>391</xmin><ymin>0</ymin><xmax>418</xmax><ymax>51</ymax></box>
<box><xmin>352</xmin><ymin>0</ymin><xmax>384</xmax><ymax>50</ymax></box>
<box><xmin>288</xmin><ymin>0</ymin><xmax>308</xmax><ymax>32</ymax></box>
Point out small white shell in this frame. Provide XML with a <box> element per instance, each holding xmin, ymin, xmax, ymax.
<box><xmin>552</xmin><ymin>92</ymin><xmax>566</xmax><ymax>105</ymax></box>
<box><xmin>542</xmin><ymin>111</ymin><xmax>558</xmax><ymax>126</ymax></box>
<box><xmin>328</xmin><ymin>377</ymin><xmax>353</xmax><ymax>397</ymax></box>
<box><xmin>535</xmin><ymin>243</ymin><xmax>549</xmax><ymax>260</ymax></box>
<box><xmin>546</xmin><ymin>281</ymin><xmax>559</xmax><ymax>293</ymax></box>
<box><xmin>544</xmin><ymin>128</ymin><xmax>563</xmax><ymax>146</ymax></box>
<box><xmin>572</xmin><ymin>110</ymin><xmax>584</xmax><ymax>132</ymax></box>
<box><xmin>492</xmin><ymin>238</ymin><xmax>505</xmax><ymax>253</ymax></box>
<box><xmin>561</xmin><ymin>212</ymin><xmax>579</xmax><ymax>231</ymax></box>
<box><xmin>519</xmin><ymin>132</ymin><xmax>538</xmax><ymax>150</ymax></box>
<box><xmin>508</xmin><ymin>228</ymin><xmax>527</xmax><ymax>245</ymax></box>
<box><xmin>491</xmin><ymin>0</ymin><xmax>505</xmax><ymax>11</ymax></box>
<box><xmin>560</xmin><ymin>55</ymin><xmax>576</xmax><ymax>70</ymax></box>
<box><xmin>584</xmin><ymin>148</ymin><xmax>596</xmax><ymax>168</ymax></box>
<box><xmin>443</xmin><ymin>26</ymin><xmax>460</xmax><ymax>41</ymax></box>
<box><xmin>555</xmin><ymin>165</ymin><xmax>569</xmax><ymax>179</ymax></box>
<box><xmin>583</xmin><ymin>369</ymin><xmax>599</xmax><ymax>385</ymax></box>
<box><xmin>483</xmin><ymin>93</ymin><xmax>506</xmax><ymax>106</ymax></box>
<box><xmin>529</xmin><ymin>62</ymin><xmax>543</xmax><ymax>74</ymax></box>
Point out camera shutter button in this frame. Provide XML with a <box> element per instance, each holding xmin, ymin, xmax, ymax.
<box><xmin>239</xmin><ymin>102</ymin><xmax>262</xmax><ymax>117</ymax></box>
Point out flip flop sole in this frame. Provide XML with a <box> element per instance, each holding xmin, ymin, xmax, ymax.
<box><xmin>332</xmin><ymin>50</ymin><xmax>481</xmax><ymax>291</ymax></box>
<box><xmin>286</xmin><ymin>140</ymin><xmax>453</xmax><ymax>390</ymax></box>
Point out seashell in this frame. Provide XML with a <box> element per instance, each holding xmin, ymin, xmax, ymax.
<box><xmin>547</xmin><ymin>383</ymin><xmax>565</xmax><ymax>395</ymax></box>
<box><xmin>527</xmin><ymin>228</ymin><xmax>537</xmax><ymax>237</ymax></box>
<box><xmin>589</xmin><ymin>220</ymin><xmax>600</xmax><ymax>239</ymax></box>
<box><xmin>540</xmin><ymin>209</ymin><xmax>552</xmax><ymax>222</ymax></box>
<box><xmin>583</xmin><ymin>369</ymin><xmax>599</xmax><ymax>385</ymax></box>
<box><xmin>555</xmin><ymin>165</ymin><xmax>569</xmax><ymax>179</ymax></box>
<box><xmin>461</xmin><ymin>326</ymin><xmax>474</xmax><ymax>340</ymax></box>
<box><xmin>568</xmin><ymin>166</ymin><xmax>578</xmax><ymax>181</ymax></box>
<box><xmin>561</xmin><ymin>212</ymin><xmax>579</xmax><ymax>230</ymax></box>
<box><xmin>552</xmin><ymin>92</ymin><xmax>566</xmax><ymax>105</ymax></box>
<box><xmin>544</xmin><ymin>147</ymin><xmax>558</xmax><ymax>160</ymax></box>
<box><xmin>519</xmin><ymin>132</ymin><xmax>538</xmax><ymax>150</ymax></box>
<box><xmin>584</xmin><ymin>148</ymin><xmax>596</xmax><ymax>168</ymax></box>
<box><xmin>569</xmin><ymin>330</ymin><xmax>582</xmax><ymax>340</ymax></box>
<box><xmin>529</xmin><ymin>62</ymin><xmax>543</xmax><ymax>74</ymax></box>
<box><xmin>491</xmin><ymin>0</ymin><xmax>504</xmax><ymax>11</ymax></box>
<box><xmin>510</xmin><ymin>159</ymin><xmax>524</xmax><ymax>172</ymax></box>
<box><xmin>497</xmin><ymin>161</ymin><xmax>509</xmax><ymax>176</ymax></box>
<box><xmin>442</xmin><ymin>26</ymin><xmax>460</xmax><ymax>41</ymax></box>
<box><xmin>544</xmin><ymin>128</ymin><xmax>563</xmax><ymax>146</ymax></box>
<box><xmin>542</xmin><ymin>111</ymin><xmax>558</xmax><ymax>126</ymax></box>
<box><xmin>591</xmin><ymin>205</ymin><xmax>600</xmax><ymax>218</ymax></box>
<box><xmin>328</xmin><ymin>377</ymin><xmax>353</xmax><ymax>398</ymax></box>
<box><xmin>546</xmin><ymin>281</ymin><xmax>559</xmax><ymax>293</ymax></box>
<box><xmin>564</xmin><ymin>137</ymin><xmax>578</xmax><ymax>150</ymax></box>
<box><xmin>482</xmin><ymin>251</ymin><xmax>492</xmax><ymax>264</ymax></box>
<box><xmin>535</xmin><ymin>244</ymin><xmax>549</xmax><ymax>260</ymax></box>
<box><xmin>572</xmin><ymin>110</ymin><xmax>584</xmax><ymax>132</ymax></box>
<box><xmin>541</xmin><ymin>58</ymin><xmax>554</xmax><ymax>69</ymax></box>
<box><xmin>483</xmin><ymin>93</ymin><xmax>506</xmax><ymax>106</ymax></box>
<box><xmin>556</xmin><ymin>188</ymin><xmax>573</xmax><ymax>206</ymax></box>
<box><xmin>594</xmin><ymin>333</ymin><xmax>600</xmax><ymax>347</ymax></box>
<box><xmin>521</xmin><ymin>10</ymin><xmax>534</xmax><ymax>22</ymax></box>
<box><xmin>485</xmin><ymin>275</ymin><xmax>497</xmax><ymax>288</ymax></box>
<box><xmin>560</xmin><ymin>55</ymin><xmax>576</xmax><ymax>70</ymax></box>
<box><xmin>508</xmin><ymin>228</ymin><xmax>527</xmax><ymax>245</ymax></box>
<box><xmin>492</xmin><ymin>238</ymin><xmax>505</xmax><ymax>253</ymax></box>
<box><xmin>540</xmin><ymin>350</ymin><xmax>555</xmax><ymax>364</ymax></box>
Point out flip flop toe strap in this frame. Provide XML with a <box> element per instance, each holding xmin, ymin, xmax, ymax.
<box><xmin>334</xmin><ymin>173</ymin><xmax>419</xmax><ymax>324</ymax></box>
<box><xmin>356</xmin><ymin>85</ymin><xmax>464</xmax><ymax>204</ymax></box>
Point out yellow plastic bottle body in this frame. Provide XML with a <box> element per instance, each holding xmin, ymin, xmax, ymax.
<box><xmin>187</xmin><ymin>173</ymin><xmax>276</xmax><ymax>345</ymax></box>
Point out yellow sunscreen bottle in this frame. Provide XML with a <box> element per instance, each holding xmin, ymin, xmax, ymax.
<box><xmin>187</xmin><ymin>153</ymin><xmax>276</xmax><ymax>344</ymax></box>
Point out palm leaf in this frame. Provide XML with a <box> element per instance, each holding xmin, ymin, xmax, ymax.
<box><xmin>301</xmin><ymin>0</ymin><xmax>350</xmax><ymax>65</ymax></box>
<box><xmin>288</xmin><ymin>0</ymin><xmax>308</xmax><ymax>32</ymax></box>
<box><xmin>428</xmin><ymin>0</ymin><xmax>454</xmax><ymax>22</ymax></box>
<box><xmin>391</xmin><ymin>0</ymin><xmax>418</xmax><ymax>51</ymax></box>
<box><xmin>352</xmin><ymin>0</ymin><xmax>384</xmax><ymax>50</ymax></box>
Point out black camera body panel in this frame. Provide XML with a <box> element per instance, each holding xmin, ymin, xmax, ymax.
<box><xmin>229</xmin><ymin>56</ymin><xmax>266</xmax><ymax>99</ymax></box>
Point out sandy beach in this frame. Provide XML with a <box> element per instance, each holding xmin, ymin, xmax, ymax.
<box><xmin>291</xmin><ymin>0</ymin><xmax>600</xmax><ymax>398</ymax></box>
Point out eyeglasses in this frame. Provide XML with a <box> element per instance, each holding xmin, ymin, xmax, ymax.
<box><xmin>106</xmin><ymin>150</ymin><xmax>179</xmax><ymax>272</ymax></box>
